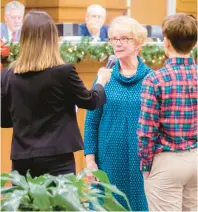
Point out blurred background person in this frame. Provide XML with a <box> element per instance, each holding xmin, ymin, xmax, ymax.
<box><xmin>0</xmin><ymin>1</ymin><xmax>24</xmax><ymax>42</ymax></box>
<box><xmin>1</xmin><ymin>11</ymin><xmax>112</xmax><ymax>177</ymax></box>
<box><xmin>84</xmin><ymin>16</ymin><xmax>153</xmax><ymax>211</ymax></box>
<box><xmin>78</xmin><ymin>4</ymin><xmax>108</xmax><ymax>41</ymax></box>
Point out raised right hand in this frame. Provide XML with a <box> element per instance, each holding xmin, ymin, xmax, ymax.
<box><xmin>96</xmin><ymin>67</ymin><xmax>112</xmax><ymax>86</ymax></box>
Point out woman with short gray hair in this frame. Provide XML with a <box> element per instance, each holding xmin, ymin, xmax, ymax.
<box><xmin>84</xmin><ymin>16</ymin><xmax>153</xmax><ymax>211</ymax></box>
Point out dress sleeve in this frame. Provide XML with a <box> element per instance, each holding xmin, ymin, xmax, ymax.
<box><xmin>84</xmin><ymin>77</ymin><xmax>103</xmax><ymax>155</ymax></box>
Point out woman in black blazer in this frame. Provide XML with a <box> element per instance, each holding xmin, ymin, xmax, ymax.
<box><xmin>1</xmin><ymin>11</ymin><xmax>112</xmax><ymax>177</ymax></box>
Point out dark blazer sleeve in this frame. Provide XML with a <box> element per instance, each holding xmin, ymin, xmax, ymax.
<box><xmin>1</xmin><ymin>69</ymin><xmax>13</xmax><ymax>128</ymax></box>
<box><xmin>64</xmin><ymin>64</ymin><xmax>106</xmax><ymax>110</ymax></box>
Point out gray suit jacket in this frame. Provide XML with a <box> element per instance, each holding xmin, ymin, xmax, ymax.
<box><xmin>0</xmin><ymin>22</ymin><xmax>21</xmax><ymax>42</ymax></box>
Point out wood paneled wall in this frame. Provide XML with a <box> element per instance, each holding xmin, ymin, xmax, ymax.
<box><xmin>131</xmin><ymin>0</ymin><xmax>167</xmax><ymax>25</ymax></box>
<box><xmin>1</xmin><ymin>0</ymin><xmax>126</xmax><ymax>23</ymax></box>
<box><xmin>1</xmin><ymin>0</ymin><xmax>197</xmax><ymax>25</ymax></box>
<box><xmin>176</xmin><ymin>0</ymin><xmax>197</xmax><ymax>17</ymax></box>
<box><xmin>1</xmin><ymin>0</ymin><xmax>168</xmax><ymax>25</ymax></box>
<box><xmin>1</xmin><ymin>128</ymin><xmax>13</xmax><ymax>173</ymax></box>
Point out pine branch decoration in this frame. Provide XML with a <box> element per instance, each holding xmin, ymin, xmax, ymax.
<box><xmin>3</xmin><ymin>38</ymin><xmax>197</xmax><ymax>67</ymax></box>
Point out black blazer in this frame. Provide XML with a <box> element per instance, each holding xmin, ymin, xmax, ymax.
<box><xmin>1</xmin><ymin>64</ymin><xmax>106</xmax><ymax>160</ymax></box>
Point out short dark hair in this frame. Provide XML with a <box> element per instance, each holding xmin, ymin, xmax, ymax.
<box><xmin>162</xmin><ymin>13</ymin><xmax>197</xmax><ymax>54</ymax></box>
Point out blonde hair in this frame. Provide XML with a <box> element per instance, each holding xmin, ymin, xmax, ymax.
<box><xmin>108</xmin><ymin>16</ymin><xmax>147</xmax><ymax>45</ymax></box>
<box><xmin>10</xmin><ymin>11</ymin><xmax>64</xmax><ymax>74</ymax></box>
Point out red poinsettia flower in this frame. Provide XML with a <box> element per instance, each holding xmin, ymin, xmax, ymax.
<box><xmin>1</xmin><ymin>39</ymin><xmax>10</xmax><ymax>57</ymax></box>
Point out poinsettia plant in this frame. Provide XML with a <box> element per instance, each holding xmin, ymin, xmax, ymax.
<box><xmin>1</xmin><ymin>39</ymin><xmax>10</xmax><ymax>58</ymax></box>
<box><xmin>0</xmin><ymin>39</ymin><xmax>10</xmax><ymax>71</ymax></box>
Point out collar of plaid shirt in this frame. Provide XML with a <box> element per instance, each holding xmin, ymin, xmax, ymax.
<box><xmin>165</xmin><ymin>57</ymin><xmax>195</xmax><ymax>66</ymax></box>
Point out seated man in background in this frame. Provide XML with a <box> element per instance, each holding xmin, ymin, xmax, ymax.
<box><xmin>78</xmin><ymin>4</ymin><xmax>108</xmax><ymax>41</ymax></box>
<box><xmin>0</xmin><ymin>1</ymin><xmax>25</xmax><ymax>42</ymax></box>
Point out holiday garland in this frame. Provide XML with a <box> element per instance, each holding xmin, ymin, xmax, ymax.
<box><xmin>1</xmin><ymin>37</ymin><xmax>197</xmax><ymax>67</ymax></box>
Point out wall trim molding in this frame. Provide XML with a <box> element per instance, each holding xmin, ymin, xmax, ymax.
<box><xmin>167</xmin><ymin>0</ymin><xmax>176</xmax><ymax>16</ymax></box>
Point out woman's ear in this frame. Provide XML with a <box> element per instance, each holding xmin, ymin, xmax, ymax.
<box><xmin>135</xmin><ymin>44</ymin><xmax>141</xmax><ymax>53</ymax></box>
<box><xmin>163</xmin><ymin>37</ymin><xmax>172</xmax><ymax>57</ymax></box>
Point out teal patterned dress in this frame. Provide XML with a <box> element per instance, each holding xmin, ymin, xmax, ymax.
<box><xmin>84</xmin><ymin>57</ymin><xmax>152</xmax><ymax>211</ymax></box>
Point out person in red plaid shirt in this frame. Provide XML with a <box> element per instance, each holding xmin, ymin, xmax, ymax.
<box><xmin>137</xmin><ymin>13</ymin><xmax>197</xmax><ymax>211</ymax></box>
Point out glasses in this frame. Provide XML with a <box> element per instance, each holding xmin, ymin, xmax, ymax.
<box><xmin>8</xmin><ymin>15</ymin><xmax>23</xmax><ymax>21</ymax></box>
<box><xmin>109</xmin><ymin>37</ymin><xmax>134</xmax><ymax>45</ymax></box>
<box><xmin>89</xmin><ymin>14</ymin><xmax>104</xmax><ymax>20</ymax></box>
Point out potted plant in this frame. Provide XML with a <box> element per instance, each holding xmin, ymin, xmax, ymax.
<box><xmin>1</xmin><ymin>169</ymin><xmax>132</xmax><ymax>211</ymax></box>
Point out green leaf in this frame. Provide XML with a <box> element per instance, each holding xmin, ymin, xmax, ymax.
<box><xmin>95</xmin><ymin>182</ymin><xmax>132</xmax><ymax>211</ymax></box>
<box><xmin>102</xmin><ymin>195</ymin><xmax>128</xmax><ymax>211</ymax></box>
<box><xmin>85</xmin><ymin>196</ymin><xmax>108</xmax><ymax>211</ymax></box>
<box><xmin>1</xmin><ymin>171</ymin><xmax>29</xmax><ymax>190</ymax></box>
<box><xmin>84</xmin><ymin>191</ymin><xmax>128</xmax><ymax>211</ymax></box>
<box><xmin>0</xmin><ymin>173</ymin><xmax>10</xmax><ymax>187</ymax></box>
<box><xmin>26</xmin><ymin>170</ymin><xmax>33</xmax><ymax>182</ymax></box>
<box><xmin>1</xmin><ymin>190</ymin><xmax>27</xmax><ymax>211</ymax></box>
<box><xmin>27</xmin><ymin>173</ymin><xmax>54</xmax><ymax>188</ymax></box>
<box><xmin>1</xmin><ymin>169</ymin><xmax>132</xmax><ymax>211</ymax></box>
<box><xmin>92</xmin><ymin>170</ymin><xmax>110</xmax><ymax>184</ymax></box>
<box><xmin>29</xmin><ymin>182</ymin><xmax>52</xmax><ymax>211</ymax></box>
<box><xmin>1</xmin><ymin>185</ymin><xmax>20</xmax><ymax>196</ymax></box>
<box><xmin>51</xmin><ymin>187</ymin><xmax>86</xmax><ymax>211</ymax></box>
